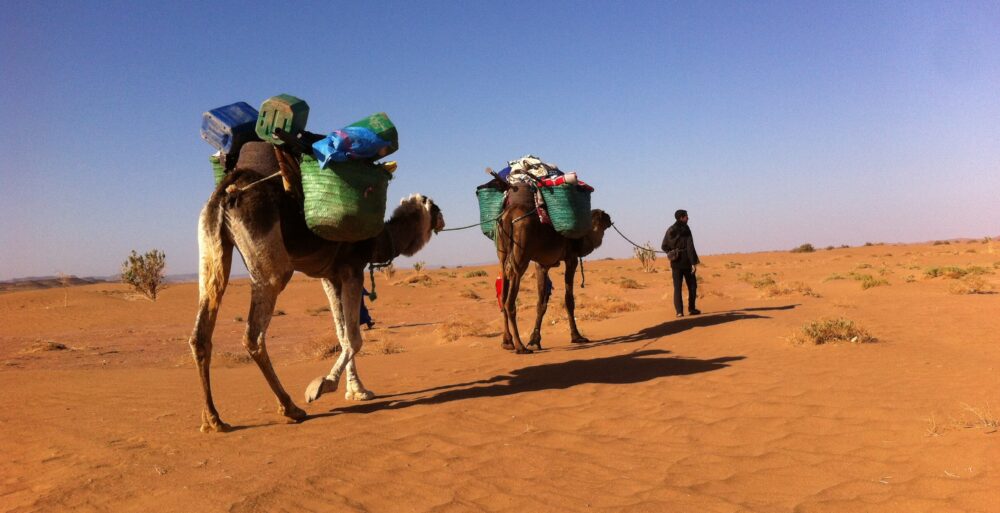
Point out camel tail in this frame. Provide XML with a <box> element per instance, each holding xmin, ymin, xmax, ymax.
<box><xmin>197</xmin><ymin>199</ymin><xmax>231</xmax><ymax>313</ymax></box>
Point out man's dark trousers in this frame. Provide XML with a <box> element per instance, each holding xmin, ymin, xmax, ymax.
<box><xmin>672</xmin><ymin>267</ymin><xmax>697</xmax><ymax>314</ymax></box>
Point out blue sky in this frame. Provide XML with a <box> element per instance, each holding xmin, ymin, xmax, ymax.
<box><xmin>1</xmin><ymin>1</ymin><xmax>998</xmax><ymax>280</ymax></box>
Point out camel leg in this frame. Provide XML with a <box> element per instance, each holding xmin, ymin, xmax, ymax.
<box><xmin>527</xmin><ymin>263</ymin><xmax>550</xmax><ymax>350</ymax></box>
<box><xmin>564</xmin><ymin>258</ymin><xmax>589</xmax><ymax>343</ymax></box>
<box><xmin>189</xmin><ymin>207</ymin><xmax>234</xmax><ymax>433</ymax></box>
<box><xmin>305</xmin><ymin>278</ymin><xmax>348</xmax><ymax>403</ymax></box>
<box><xmin>503</xmin><ymin>256</ymin><xmax>533</xmax><ymax>354</ymax></box>
<box><xmin>500</xmin><ymin>275</ymin><xmax>515</xmax><ymax>350</ymax></box>
<box><xmin>242</xmin><ymin>270</ymin><xmax>306</xmax><ymax>422</ymax></box>
<box><xmin>339</xmin><ymin>274</ymin><xmax>374</xmax><ymax>401</ymax></box>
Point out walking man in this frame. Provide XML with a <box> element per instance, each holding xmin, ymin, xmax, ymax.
<box><xmin>661</xmin><ymin>209</ymin><xmax>701</xmax><ymax>317</ymax></box>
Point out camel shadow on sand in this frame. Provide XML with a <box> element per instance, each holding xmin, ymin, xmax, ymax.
<box><xmin>314</xmin><ymin>350</ymin><xmax>745</xmax><ymax>418</ymax></box>
<box><xmin>559</xmin><ymin>304</ymin><xmax>800</xmax><ymax>350</ymax></box>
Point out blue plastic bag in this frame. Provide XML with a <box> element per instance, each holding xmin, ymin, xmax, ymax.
<box><xmin>312</xmin><ymin>127</ymin><xmax>392</xmax><ymax>168</ymax></box>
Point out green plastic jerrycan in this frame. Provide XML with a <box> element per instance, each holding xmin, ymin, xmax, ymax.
<box><xmin>256</xmin><ymin>94</ymin><xmax>309</xmax><ymax>145</ymax></box>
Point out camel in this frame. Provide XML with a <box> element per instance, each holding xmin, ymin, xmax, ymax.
<box><xmin>495</xmin><ymin>183</ymin><xmax>612</xmax><ymax>353</ymax></box>
<box><xmin>188</xmin><ymin>146</ymin><xmax>445</xmax><ymax>432</ymax></box>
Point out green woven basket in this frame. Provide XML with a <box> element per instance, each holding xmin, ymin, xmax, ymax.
<box><xmin>301</xmin><ymin>156</ymin><xmax>391</xmax><ymax>241</ymax></box>
<box><xmin>540</xmin><ymin>184</ymin><xmax>592</xmax><ymax>239</ymax></box>
<box><xmin>210</xmin><ymin>154</ymin><xmax>225</xmax><ymax>186</ymax></box>
<box><xmin>476</xmin><ymin>187</ymin><xmax>505</xmax><ymax>240</ymax></box>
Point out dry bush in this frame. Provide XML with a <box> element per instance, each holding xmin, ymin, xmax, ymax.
<box><xmin>925</xmin><ymin>266</ymin><xmax>992</xmax><ymax>279</ymax></box>
<box><xmin>738</xmin><ymin>272</ymin><xmax>777</xmax><ymax>289</ymax></box>
<box><xmin>394</xmin><ymin>274</ymin><xmax>434</xmax><ymax>286</ymax></box>
<box><xmin>577</xmin><ymin>295</ymin><xmax>638</xmax><ymax>321</ymax></box>
<box><xmin>464</xmin><ymin>269</ymin><xmax>489</xmax><ymax>278</ymax></box>
<box><xmin>217</xmin><ymin>351</ymin><xmax>253</xmax><ymax>365</ymax></box>
<box><xmin>724</xmin><ymin>261</ymin><xmax>742</xmax><ymax>269</ymax></box>
<box><xmin>378</xmin><ymin>262</ymin><xmax>397</xmax><ymax>279</ymax></box>
<box><xmin>360</xmin><ymin>339</ymin><xmax>404</xmax><ymax>356</ymax></box>
<box><xmin>860</xmin><ymin>275</ymin><xmax>890</xmax><ymax>290</ymax></box>
<box><xmin>904</xmin><ymin>275</ymin><xmax>917</xmax><ymax>283</ymax></box>
<box><xmin>824</xmin><ymin>245</ymin><xmax>835</xmax><ymax>251</ymax></box>
<box><xmin>436</xmin><ymin>319</ymin><xmax>499</xmax><ymax>342</ymax></box>
<box><xmin>299</xmin><ymin>334</ymin><xmax>341</xmax><ymax>360</ymax></box>
<box><xmin>791</xmin><ymin>318</ymin><xmax>877</xmax><ymax>345</ymax></box>
<box><xmin>762</xmin><ymin>281</ymin><xmax>820</xmax><ymax>298</ymax></box>
<box><xmin>634</xmin><ymin>243</ymin><xmax>658</xmax><ymax>273</ymax></box>
<box><xmin>948</xmin><ymin>276</ymin><xmax>994</xmax><ymax>295</ymax></box>
<box><xmin>412</xmin><ymin>261</ymin><xmax>426</xmax><ymax>274</ymax></box>
<box><xmin>459</xmin><ymin>288</ymin><xmax>481</xmax><ymax>300</ymax></box>
<box><xmin>855</xmin><ymin>263</ymin><xmax>873</xmax><ymax>269</ymax></box>
<box><xmin>825</xmin><ymin>273</ymin><xmax>846</xmax><ymax>281</ymax></box>
<box><xmin>612</xmin><ymin>277</ymin><xmax>644</xmax><ymax>289</ymax></box>
<box><xmin>790</xmin><ymin>243</ymin><xmax>815</xmax><ymax>253</ymax></box>
<box><xmin>933</xmin><ymin>240</ymin><xmax>951</xmax><ymax>246</ymax></box>
<box><xmin>959</xmin><ymin>403</ymin><xmax>998</xmax><ymax>431</ymax></box>
<box><xmin>120</xmin><ymin>249</ymin><xmax>166</xmax><ymax>301</ymax></box>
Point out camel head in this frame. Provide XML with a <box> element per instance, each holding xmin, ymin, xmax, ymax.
<box><xmin>576</xmin><ymin>209</ymin><xmax>612</xmax><ymax>257</ymax></box>
<box><xmin>387</xmin><ymin>194</ymin><xmax>446</xmax><ymax>257</ymax></box>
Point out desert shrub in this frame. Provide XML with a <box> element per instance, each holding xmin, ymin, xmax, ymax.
<box><xmin>864</xmin><ymin>242</ymin><xmax>874</xmax><ymax>247</ymax></box>
<box><xmin>360</xmin><ymin>339</ymin><xmax>403</xmax><ymax>356</ymax></box>
<box><xmin>724</xmin><ymin>261</ymin><xmax>742</xmax><ymax>269</ymax></box>
<box><xmin>738</xmin><ymin>272</ymin><xmax>776</xmax><ymax>289</ymax></box>
<box><xmin>849</xmin><ymin>273</ymin><xmax>889</xmax><ymax>289</ymax></box>
<box><xmin>412</xmin><ymin>261</ymin><xmax>425</xmax><ymax>274</ymax></box>
<box><xmin>464</xmin><ymin>269</ymin><xmax>489</xmax><ymax>278</ymax></box>
<box><xmin>459</xmin><ymin>288</ymin><xmax>481</xmax><ymax>300</ymax></box>
<box><xmin>792</xmin><ymin>318</ymin><xmax>877</xmax><ymax>345</ymax></box>
<box><xmin>763</xmin><ymin>281</ymin><xmax>820</xmax><ymax>298</ymax></box>
<box><xmin>378</xmin><ymin>262</ymin><xmax>397</xmax><ymax>279</ymax></box>
<box><xmin>394</xmin><ymin>274</ymin><xmax>433</xmax><ymax>286</ymax></box>
<box><xmin>949</xmin><ymin>276</ymin><xmax>994</xmax><ymax>295</ymax></box>
<box><xmin>634</xmin><ymin>243</ymin><xmax>657</xmax><ymax>273</ymax></box>
<box><xmin>839</xmin><ymin>244</ymin><xmax>850</xmax><ymax>249</ymax></box>
<box><xmin>617</xmin><ymin>277</ymin><xmax>643</xmax><ymax>289</ymax></box>
<box><xmin>825</xmin><ymin>246</ymin><xmax>835</xmax><ymax>251</ymax></box>
<box><xmin>904</xmin><ymin>275</ymin><xmax>916</xmax><ymax>283</ymax></box>
<box><xmin>577</xmin><ymin>295</ymin><xmax>638</xmax><ymax>321</ymax></box>
<box><xmin>22</xmin><ymin>340</ymin><xmax>69</xmax><ymax>353</ymax></box>
<box><xmin>825</xmin><ymin>273</ymin><xmax>846</xmax><ymax>281</ymax></box>
<box><xmin>855</xmin><ymin>263</ymin><xmax>873</xmax><ymax>269</ymax></box>
<box><xmin>299</xmin><ymin>335</ymin><xmax>341</xmax><ymax>359</ymax></box>
<box><xmin>791</xmin><ymin>243</ymin><xmax>815</xmax><ymax>253</ymax></box>
<box><xmin>436</xmin><ymin>319</ymin><xmax>498</xmax><ymax>342</ymax></box>
<box><xmin>217</xmin><ymin>351</ymin><xmax>253</xmax><ymax>365</ymax></box>
<box><xmin>924</xmin><ymin>266</ymin><xmax>992</xmax><ymax>279</ymax></box>
<box><xmin>933</xmin><ymin>240</ymin><xmax>950</xmax><ymax>246</ymax></box>
<box><xmin>120</xmin><ymin>249</ymin><xmax>166</xmax><ymax>301</ymax></box>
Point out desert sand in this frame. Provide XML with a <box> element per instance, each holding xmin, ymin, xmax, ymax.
<box><xmin>1</xmin><ymin>240</ymin><xmax>999</xmax><ymax>512</ymax></box>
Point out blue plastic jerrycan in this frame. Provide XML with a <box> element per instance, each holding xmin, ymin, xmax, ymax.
<box><xmin>201</xmin><ymin>102</ymin><xmax>259</xmax><ymax>154</ymax></box>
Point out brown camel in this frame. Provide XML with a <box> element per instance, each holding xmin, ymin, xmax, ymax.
<box><xmin>495</xmin><ymin>183</ymin><xmax>612</xmax><ymax>353</ymax></box>
<box><xmin>188</xmin><ymin>149</ymin><xmax>445</xmax><ymax>432</ymax></box>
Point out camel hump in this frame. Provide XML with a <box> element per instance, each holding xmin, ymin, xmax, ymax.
<box><xmin>506</xmin><ymin>184</ymin><xmax>535</xmax><ymax>209</ymax></box>
<box><xmin>236</xmin><ymin>142</ymin><xmax>280</xmax><ymax>175</ymax></box>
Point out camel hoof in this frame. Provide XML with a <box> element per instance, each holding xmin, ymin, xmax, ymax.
<box><xmin>501</xmin><ymin>341</ymin><xmax>515</xmax><ymax>350</ymax></box>
<box><xmin>345</xmin><ymin>389</ymin><xmax>375</xmax><ymax>401</ymax></box>
<box><xmin>200</xmin><ymin>418</ymin><xmax>231</xmax><ymax>433</ymax></box>
<box><xmin>515</xmin><ymin>347</ymin><xmax>534</xmax><ymax>354</ymax></box>
<box><xmin>280</xmin><ymin>403</ymin><xmax>308</xmax><ymax>422</ymax></box>
<box><xmin>305</xmin><ymin>376</ymin><xmax>338</xmax><ymax>403</ymax></box>
<box><xmin>526</xmin><ymin>342</ymin><xmax>542</xmax><ymax>351</ymax></box>
<box><xmin>571</xmin><ymin>336</ymin><xmax>590</xmax><ymax>344</ymax></box>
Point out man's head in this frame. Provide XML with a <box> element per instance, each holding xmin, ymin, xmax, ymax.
<box><xmin>674</xmin><ymin>209</ymin><xmax>689</xmax><ymax>223</ymax></box>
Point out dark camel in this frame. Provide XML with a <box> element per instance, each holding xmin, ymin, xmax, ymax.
<box><xmin>495</xmin><ymin>183</ymin><xmax>612</xmax><ymax>353</ymax></box>
<box><xmin>188</xmin><ymin>150</ymin><xmax>445</xmax><ymax>433</ymax></box>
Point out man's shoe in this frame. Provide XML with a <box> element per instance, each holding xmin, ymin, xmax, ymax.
<box><xmin>676</xmin><ymin>312</ymin><xmax>684</xmax><ymax>318</ymax></box>
<box><xmin>689</xmin><ymin>309</ymin><xmax>702</xmax><ymax>315</ymax></box>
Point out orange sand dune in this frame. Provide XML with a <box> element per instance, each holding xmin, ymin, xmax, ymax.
<box><xmin>2</xmin><ymin>241</ymin><xmax>999</xmax><ymax>512</ymax></box>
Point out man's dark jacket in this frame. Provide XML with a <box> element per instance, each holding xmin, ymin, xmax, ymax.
<box><xmin>661</xmin><ymin>221</ymin><xmax>700</xmax><ymax>270</ymax></box>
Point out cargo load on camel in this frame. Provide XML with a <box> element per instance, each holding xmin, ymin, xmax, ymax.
<box><xmin>476</xmin><ymin>154</ymin><xmax>595</xmax><ymax>240</ymax></box>
<box><xmin>199</xmin><ymin>94</ymin><xmax>399</xmax><ymax>242</ymax></box>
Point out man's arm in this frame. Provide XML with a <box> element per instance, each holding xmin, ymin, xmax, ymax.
<box><xmin>661</xmin><ymin>227</ymin><xmax>674</xmax><ymax>253</ymax></box>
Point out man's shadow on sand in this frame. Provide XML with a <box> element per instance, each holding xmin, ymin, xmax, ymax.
<box><xmin>309</xmin><ymin>350</ymin><xmax>745</xmax><ymax>419</ymax></box>
<box><xmin>559</xmin><ymin>304</ymin><xmax>799</xmax><ymax>350</ymax></box>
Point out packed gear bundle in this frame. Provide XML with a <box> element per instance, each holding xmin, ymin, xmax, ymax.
<box><xmin>476</xmin><ymin>154</ymin><xmax>595</xmax><ymax>240</ymax></box>
<box><xmin>200</xmin><ymin>95</ymin><xmax>398</xmax><ymax>242</ymax></box>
